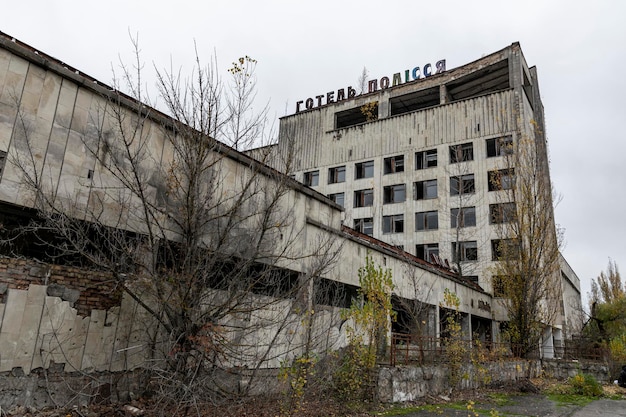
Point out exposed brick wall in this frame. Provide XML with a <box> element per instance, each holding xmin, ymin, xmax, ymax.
<box><xmin>0</xmin><ymin>256</ymin><xmax>123</xmax><ymax>316</ymax></box>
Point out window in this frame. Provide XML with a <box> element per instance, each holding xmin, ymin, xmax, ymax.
<box><xmin>489</xmin><ymin>202</ymin><xmax>516</xmax><ymax>224</ymax></box>
<box><xmin>355</xmin><ymin>160</ymin><xmax>374</xmax><ymax>179</ymax></box>
<box><xmin>0</xmin><ymin>150</ymin><xmax>6</xmax><ymax>179</ymax></box>
<box><xmin>449</xmin><ymin>142</ymin><xmax>474</xmax><ymax>163</ymax></box>
<box><xmin>488</xmin><ymin>169</ymin><xmax>515</xmax><ymax>191</ymax></box>
<box><xmin>354</xmin><ymin>189</ymin><xmax>374</xmax><ymax>207</ymax></box>
<box><xmin>451</xmin><ymin>241</ymin><xmax>478</xmax><ymax>262</ymax></box>
<box><xmin>384</xmin><ymin>155</ymin><xmax>404</xmax><ymax>174</ymax></box>
<box><xmin>450</xmin><ymin>174</ymin><xmax>475</xmax><ymax>195</ymax></box>
<box><xmin>354</xmin><ymin>217</ymin><xmax>373</xmax><ymax>236</ymax></box>
<box><xmin>486</xmin><ymin>136</ymin><xmax>513</xmax><ymax>157</ymax></box>
<box><xmin>415</xmin><ymin>211</ymin><xmax>439</xmax><ymax>231</ymax></box>
<box><xmin>416</xmin><ymin>243</ymin><xmax>439</xmax><ymax>262</ymax></box>
<box><xmin>303</xmin><ymin>170</ymin><xmax>319</xmax><ymax>186</ymax></box>
<box><xmin>335</xmin><ymin>102</ymin><xmax>378</xmax><ymax>129</ymax></box>
<box><xmin>415</xmin><ymin>149</ymin><xmax>438</xmax><ymax>169</ymax></box>
<box><xmin>383</xmin><ymin>214</ymin><xmax>404</xmax><ymax>234</ymax></box>
<box><xmin>328</xmin><ymin>192</ymin><xmax>345</xmax><ymax>207</ymax></box>
<box><xmin>383</xmin><ymin>184</ymin><xmax>406</xmax><ymax>204</ymax></box>
<box><xmin>491</xmin><ymin>239</ymin><xmax>520</xmax><ymax>260</ymax></box>
<box><xmin>328</xmin><ymin>166</ymin><xmax>346</xmax><ymax>184</ymax></box>
<box><xmin>450</xmin><ymin>207</ymin><xmax>476</xmax><ymax>228</ymax></box>
<box><xmin>414</xmin><ymin>179</ymin><xmax>437</xmax><ymax>200</ymax></box>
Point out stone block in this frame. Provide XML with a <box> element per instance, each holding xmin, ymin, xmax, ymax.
<box><xmin>1</xmin><ymin>289</ymin><xmax>27</xmax><ymax>334</ymax></box>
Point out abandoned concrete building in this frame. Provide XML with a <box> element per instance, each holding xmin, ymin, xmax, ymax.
<box><xmin>266</xmin><ymin>43</ymin><xmax>583</xmax><ymax>345</ymax></box>
<box><xmin>0</xmin><ymin>31</ymin><xmax>582</xmax><ymax>405</ymax></box>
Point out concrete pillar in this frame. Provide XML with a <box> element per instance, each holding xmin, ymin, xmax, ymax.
<box><xmin>541</xmin><ymin>327</ymin><xmax>554</xmax><ymax>359</ymax></box>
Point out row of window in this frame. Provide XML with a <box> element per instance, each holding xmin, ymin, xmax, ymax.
<box><xmin>352</xmin><ymin>203</ymin><xmax>515</xmax><ymax>236</ymax></box>
<box><xmin>303</xmin><ymin>136</ymin><xmax>513</xmax><ymax>186</ymax></box>
<box><xmin>410</xmin><ymin>239</ymin><xmax>518</xmax><ymax>264</ymax></box>
<box><xmin>326</xmin><ymin>170</ymin><xmax>514</xmax><ymax>207</ymax></box>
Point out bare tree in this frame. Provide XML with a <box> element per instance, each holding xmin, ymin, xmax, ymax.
<box><xmin>2</xmin><ymin>41</ymin><xmax>341</xmax><ymax>413</ymax></box>
<box><xmin>357</xmin><ymin>66</ymin><xmax>369</xmax><ymax>95</ymax></box>
<box><xmin>490</xmin><ymin>123</ymin><xmax>563</xmax><ymax>357</ymax></box>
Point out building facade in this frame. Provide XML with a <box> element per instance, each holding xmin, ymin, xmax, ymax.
<box><xmin>274</xmin><ymin>43</ymin><xmax>582</xmax><ymax>329</ymax></box>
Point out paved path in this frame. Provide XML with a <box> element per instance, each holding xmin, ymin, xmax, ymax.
<box><xmin>392</xmin><ymin>395</ymin><xmax>626</xmax><ymax>416</ymax></box>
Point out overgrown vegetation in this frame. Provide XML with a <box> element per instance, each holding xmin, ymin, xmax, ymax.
<box><xmin>334</xmin><ymin>253</ymin><xmax>395</xmax><ymax>401</ymax></box>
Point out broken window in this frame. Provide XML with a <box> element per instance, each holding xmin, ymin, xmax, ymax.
<box><xmin>335</xmin><ymin>102</ymin><xmax>378</xmax><ymax>129</ymax></box>
<box><xmin>354</xmin><ymin>189</ymin><xmax>374</xmax><ymax>207</ymax></box>
<box><xmin>415</xmin><ymin>211</ymin><xmax>439</xmax><ymax>231</ymax></box>
<box><xmin>328</xmin><ymin>166</ymin><xmax>346</xmax><ymax>184</ymax></box>
<box><xmin>486</xmin><ymin>136</ymin><xmax>513</xmax><ymax>157</ymax></box>
<box><xmin>488</xmin><ymin>169</ymin><xmax>515</xmax><ymax>191</ymax></box>
<box><xmin>416</xmin><ymin>243</ymin><xmax>439</xmax><ymax>261</ymax></box>
<box><xmin>491</xmin><ymin>239</ymin><xmax>520</xmax><ymax>261</ymax></box>
<box><xmin>384</xmin><ymin>155</ymin><xmax>404</xmax><ymax>174</ymax></box>
<box><xmin>355</xmin><ymin>160</ymin><xmax>374</xmax><ymax>179</ymax></box>
<box><xmin>328</xmin><ymin>192</ymin><xmax>345</xmax><ymax>207</ymax></box>
<box><xmin>303</xmin><ymin>170</ymin><xmax>319</xmax><ymax>187</ymax></box>
<box><xmin>449</xmin><ymin>142</ymin><xmax>474</xmax><ymax>163</ymax></box>
<box><xmin>450</xmin><ymin>174</ymin><xmax>475</xmax><ymax>195</ymax></box>
<box><xmin>414</xmin><ymin>179</ymin><xmax>437</xmax><ymax>200</ymax></box>
<box><xmin>451</xmin><ymin>241</ymin><xmax>478</xmax><ymax>262</ymax></box>
<box><xmin>415</xmin><ymin>149</ymin><xmax>437</xmax><ymax>169</ymax></box>
<box><xmin>383</xmin><ymin>184</ymin><xmax>406</xmax><ymax>204</ymax></box>
<box><xmin>383</xmin><ymin>214</ymin><xmax>404</xmax><ymax>234</ymax></box>
<box><xmin>450</xmin><ymin>207</ymin><xmax>476</xmax><ymax>228</ymax></box>
<box><xmin>489</xmin><ymin>202</ymin><xmax>516</xmax><ymax>224</ymax></box>
<box><xmin>354</xmin><ymin>217</ymin><xmax>373</xmax><ymax>236</ymax></box>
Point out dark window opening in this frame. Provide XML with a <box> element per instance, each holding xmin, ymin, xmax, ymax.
<box><xmin>303</xmin><ymin>170</ymin><xmax>319</xmax><ymax>187</ymax></box>
<box><xmin>355</xmin><ymin>160</ymin><xmax>374</xmax><ymax>179</ymax></box>
<box><xmin>383</xmin><ymin>214</ymin><xmax>404</xmax><ymax>234</ymax></box>
<box><xmin>414</xmin><ymin>179</ymin><xmax>437</xmax><ymax>200</ymax></box>
<box><xmin>390</xmin><ymin>86</ymin><xmax>440</xmax><ymax>116</ymax></box>
<box><xmin>415</xmin><ymin>211</ymin><xmax>438</xmax><ymax>231</ymax></box>
<box><xmin>328</xmin><ymin>166</ymin><xmax>346</xmax><ymax>184</ymax></box>
<box><xmin>445</xmin><ymin>59</ymin><xmax>510</xmax><ymax>101</ymax></box>
<box><xmin>354</xmin><ymin>189</ymin><xmax>374</xmax><ymax>207</ymax></box>
<box><xmin>486</xmin><ymin>136</ymin><xmax>513</xmax><ymax>157</ymax></box>
<box><xmin>450</xmin><ymin>174</ymin><xmax>475</xmax><ymax>195</ymax></box>
<box><xmin>354</xmin><ymin>217</ymin><xmax>373</xmax><ymax>236</ymax></box>
<box><xmin>416</xmin><ymin>243</ymin><xmax>439</xmax><ymax>261</ymax></box>
<box><xmin>383</xmin><ymin>184</ymin><xmax>406</xmax><ymax>204</ymax></box>
<box><xmin>489</xmin><ymin>202</ymin><xmax>516</xmax><ymax>224</ymax></box>
<box><xmin>451</xmin><ymin>241</ymin><xmax>478</xmax><ymax>262</ymax></box>
<box><xmin>488</xmin><ymin>169</ymin><xmax>515</xmax><ymax>191</ymax></box>
<box><xmin>384</xmin><ymin>155</ymin><xmax>404</xmax><ymax>174</ymax></box>
<box><xmin>450</xmin><ymin>207</ymin><xmax>476</xmax><ymax>228</ymax></box>
<box><xmin>314</xmin><ymin>278</ymin><xmax>359</xmax><ymax>308</ymax></box>
<box><xmin>415</xmin><ymin>149</ymin><xmax>437</xmax><ymax>169</ymax></box>
<box><xmin>450</xmin><ymin>142</ymin><xmax>474</xmax><ymax>163</ymax></box>
<box><xmin>491</xmin><ymin>239</ymin><xmax>520</xmax><ymax>261</ymax></box>
<box><xmin>335</xmin><ymin>102</ymin><xmax>378</xmax><ymax>129</ymax></box>
<box><xmin>328</xmin><ymin>192</ymin><xmax>345</xmax><ymax>207</ymax></box>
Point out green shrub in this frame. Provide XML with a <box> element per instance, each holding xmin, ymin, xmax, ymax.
<box><xmin>568</xmin><ymin>373</ymin><xmax>603</xmax><ymax>397</ymax></box>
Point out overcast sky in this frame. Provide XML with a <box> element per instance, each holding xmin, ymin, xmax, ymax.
<box><xmin>2</xmin><ymin>0</ymin><xmax>625</xmax><ymax>306</ymax></box>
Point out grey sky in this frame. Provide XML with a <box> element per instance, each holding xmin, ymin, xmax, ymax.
<box><xmin>2</xmin><ymin>0</ymin><xmax>625</xmax><ymax>306</ymax></box>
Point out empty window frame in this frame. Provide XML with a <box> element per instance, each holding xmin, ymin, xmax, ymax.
<box><xmin>383</xmin><ymin>184</ymin><xmax>406</xmax><ymax>204</ymax></box>
<box><xmin>488</xmin><ymin>169</ymin><xmax>515</xmax><ymax>191</ymax></box>
<box><xmin>354</xmin><ymin>188</ymin><xmax>374</xmax><ymax>207</ymax></box>
<box><xmin>491</xmin><ymin>239</ymin><xmax>520</xmax><ymax>260</ymax></box>
<box><xmin>303</xmin><ymin>170</ymin><xmax>319</xmax><ymax>186</ymax></box>
<box><xmin>383</xmin><ymin>214</ymin><xmax>404</xmax><ymax>234</ymax></box>
<box><xmin>415</xmin><ymin>211</ymin><xmax>439</xmax><ymax>231</ymax></box>
<box><xmin>450</xmin><ymin>174</ymin><xmax>475</xmax><ymax>195</ymax></box>
<box><xmin>328</xmin><ymin>192</ymin><xmax>345</xmax><ymax>207</ymax></box>
<box><xmin>486</xmin><ymin>135</ymin><xmax>513</xmax><ymax>157</ymax></box>
<box><xmin>451</xmin><ymin>241</ymin><xmax>478</xmax><ymax>262</ymax></box>
<box><xmin>450</xmin><ymin>207</ymin><xmax>476</xmax><ymax>228</ymax></box>
<box><xmin>414</xmin><ymin>179</ymin><xmax>437</xmax><ymax>200</ymax></box>
<box><xmin>416</xmin><ymin>243</ymin><xmax>439</xmax><ymax>261</ymax></box>
<box><xmin>489</xmin><ymin>202</ymin><xmax>516</xmax><ymax>224</ymax></box>
<box><xmin>328</xmin><ymin>165</ymin><xmax>346</xmax><ymax>183</ymax></box>
<box><xmin>384</xmin><ymin>155</ymin><xmax>404</xmax><ymax>174</ymax></box>
<box><xmin>354</xmin><ymin>217</ymin><xmax>374</xmax><ymax>236</ymax></box>
<box><xmin>335</xmin><ymin>102</ymin><xmax>378</xmax><ymax>129</ymax></box>
<box><xmin>415</xmin><ymin>149</ymin><xmax>437</xmax><ymax>169</ymax></box>
<box><xmin>449</xmin><ymin>142</ymin><xmax>474</xmax><ymax>163</ymax></box>
<box><xmin>0</xmin><ymin>150</ymin><xmax>7</xmax><ymax>179</ymax></box>
<box><xmin>355</xmin><ymin>160</ymin><xmax>374</xmax><ymax>179</ymax></box>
